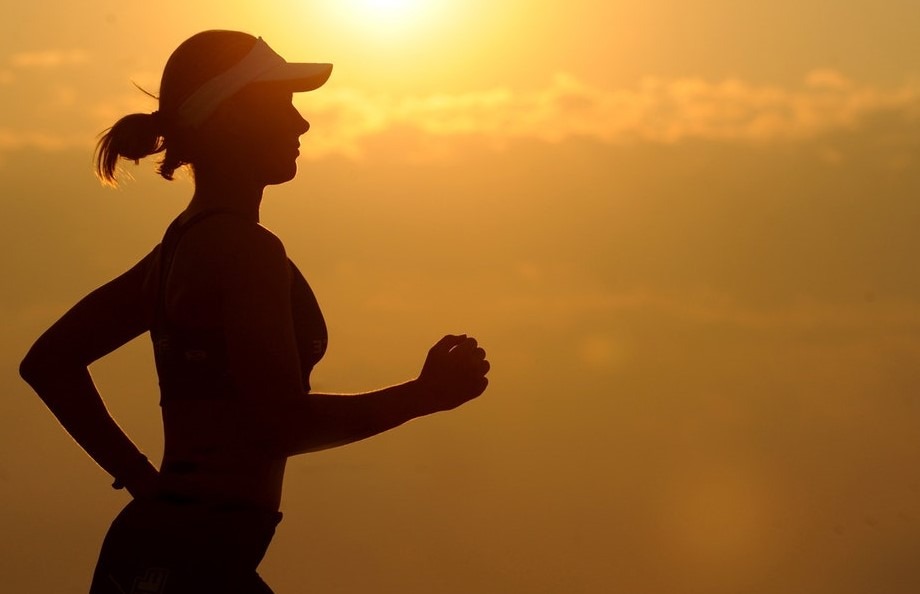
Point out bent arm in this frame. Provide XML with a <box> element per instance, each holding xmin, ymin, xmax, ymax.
<box><xmin>277</xmin><ymin>334</ymin><xmax>488</xmax><ymax>455</ymax></box>
<box><xmin>19</xmin><ymin>250</ymin><xmax>160</xmax><ymax>495</ymax></box>
<box><xmin>220</xmin><ymin>225</ymin><xmax>488</xmax><ymax>458</ymax></box>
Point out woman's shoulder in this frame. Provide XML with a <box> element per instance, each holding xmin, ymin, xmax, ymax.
<box><xmin>166</xmin><ymin>211</ymin><xmax>291</xmax><ymax>300</ymax></box>
<box><xmin>179</xmin><ymin>211</ymin><xmax>288</xmax><ymax>263</ymax></box>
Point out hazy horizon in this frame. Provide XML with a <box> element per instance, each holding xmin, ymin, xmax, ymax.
<box><xmin>3</xmin><ymin>1</ymin><xmax>919</xmax><ymax>592</ymax></box>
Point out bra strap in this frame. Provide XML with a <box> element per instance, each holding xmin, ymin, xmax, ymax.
<box><xmin>153</xmin><ymin>208</ymin><xmax>241</xmax><ymax>333</ymax></box>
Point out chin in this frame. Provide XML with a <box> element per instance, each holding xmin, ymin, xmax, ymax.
<box><xmin>263</xmin><ymin>163</ymin><xmax>298</xmax><ymax>186</ymax></box>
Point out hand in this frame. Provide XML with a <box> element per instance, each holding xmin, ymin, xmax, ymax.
<box><xmin>417</xmin><ymin>334</ymin><xmax>490</xmax><ymax>413</ymax></box>
<box><xmin>123</xmin><ymin>462</ymin><xmax>161</xmax><ymax>500</ymax></box>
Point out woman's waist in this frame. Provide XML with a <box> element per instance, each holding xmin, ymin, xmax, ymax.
<box><xmin>157</xmin><ymin>454</ymin><xmax>286</xmax><ymax>511</ymax></box>
<box><xmin>113</xmin><ymin>495</ymin><xmax>283</xmax><ymax>569</ymax></box>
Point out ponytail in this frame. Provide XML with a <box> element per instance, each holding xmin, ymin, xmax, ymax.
<box><xmin>94</xmin><ymin>112</ymin><xmax>166</xmax><ymax>186</ymax></box>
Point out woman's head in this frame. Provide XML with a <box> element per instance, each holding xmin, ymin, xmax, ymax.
<box><xmin>94</xmin><ymin>30</ymin><xmax>331</xmax><ymax>186</ymax></box>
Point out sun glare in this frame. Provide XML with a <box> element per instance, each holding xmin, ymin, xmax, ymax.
<box><xmin>330</xmin><ymin>0</ymin><xmax>434</xmax><ymax>35</ymax></box>
<box><xmin>362</xmin><ymin>0</ymin><xmax>417</xmax><ymax>19</ymax></box>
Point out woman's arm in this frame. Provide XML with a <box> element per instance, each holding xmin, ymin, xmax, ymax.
<box><xmin>19</xmin><ymin>250</ymin><xmax>161</xmax><ymax>497</ymax></box>
<box><xmin>276</xmin><ymin>334</ymin><xmax>489</xmax><ymax>455</ymax></box>
<box><xmin>218</xmin><ymin>222</ymin><xmax>489</xmax><ymax>457</ymax></box>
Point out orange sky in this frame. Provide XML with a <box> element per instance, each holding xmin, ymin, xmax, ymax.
<box><xmin>2</xmin><ymin>2</ymin><xmax>920</xmax><ymax>593</ymax></box>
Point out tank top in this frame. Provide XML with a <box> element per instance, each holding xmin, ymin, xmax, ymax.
<box><xmin>151</xmin><ymin>209</ymin><xmax>327</xmax><ymax>405</ymax></box>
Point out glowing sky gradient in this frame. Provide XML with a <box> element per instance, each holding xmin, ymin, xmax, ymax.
<box><xmin>2</xmin><ymin>2</ymin><xmax>919</xmax><ymax>593</ymax></box>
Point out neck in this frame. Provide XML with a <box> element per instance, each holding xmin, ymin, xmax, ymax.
<box><xmin>188</xmin><ymin>165</ymin><xmax>265</xmax><ymax>223</ymax></box>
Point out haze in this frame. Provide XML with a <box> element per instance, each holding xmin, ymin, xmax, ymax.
<box><xmin>2</xmin><ymin>1</ymin><xmax>919</xmax><ymax>592</ymax></box>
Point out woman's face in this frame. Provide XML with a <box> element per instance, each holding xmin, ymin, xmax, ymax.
<box><xmin>202</xmin><ymin>83</ymin><xmax>311</xmax><ymax>186</ymax></box>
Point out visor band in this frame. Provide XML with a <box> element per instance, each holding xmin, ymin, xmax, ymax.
<box><xmin>177</xmin><ymin>37</ymin><xmax>285</xmax><ymax>128</ymax></box>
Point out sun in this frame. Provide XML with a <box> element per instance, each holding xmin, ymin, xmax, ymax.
<box><xmin>359</xmin><ymin>0</ymin><xmax>418</xmax><ymax>21</ymax></box>
<box><xmin>333</xmin><ymin>0</ymin><xmax>433</xmax><ymax>34</ymax></box>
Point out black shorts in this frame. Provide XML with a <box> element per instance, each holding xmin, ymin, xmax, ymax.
<box><xmin>88</xmin><ymin>496</ymin><xmax>282</xmax><ymax>594</ymax></box>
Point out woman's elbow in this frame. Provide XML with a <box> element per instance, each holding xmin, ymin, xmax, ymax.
<box><xmin>19</xmin><ymin>346</ymin><xmax>49</xmax><ymax>387</ymax></box>
<box><xmin>19</xmin><ymin>341</ymin><xmax>69</xmax><ymax>388</ymax></box>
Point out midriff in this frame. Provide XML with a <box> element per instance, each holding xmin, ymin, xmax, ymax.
<box><xmin>160</xmin><ymin>400</ymin><xmax>287</xmax><ymax>511</ymax></box>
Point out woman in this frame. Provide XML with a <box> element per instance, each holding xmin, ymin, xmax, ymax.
<box><xmin>19</xmin><ymin>30</ymin><xmax>489</xmax><ymax>594</ymax></box>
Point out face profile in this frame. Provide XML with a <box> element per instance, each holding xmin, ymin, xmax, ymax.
<box><xmin>200</xmin><ymin>84</ymin><xmax>311</xmax><ymax>186</ymax></box>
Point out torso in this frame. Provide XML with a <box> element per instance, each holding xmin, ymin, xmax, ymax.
<box><xmin>144</xmin><ymin>210</ymin><xmax>326</xmax><ymax>511</ymax></box>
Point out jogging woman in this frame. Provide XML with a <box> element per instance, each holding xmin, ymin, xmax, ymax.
<box><xmin>19</xmin><ymin>30</ymin><xmax>489</xmax><ymax>593</ymax></box>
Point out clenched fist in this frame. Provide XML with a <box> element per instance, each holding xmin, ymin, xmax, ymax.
<box><xmin>416</xmin><ymin>334</ymin><xmax>490</xmax><ymax>412</ymax></box>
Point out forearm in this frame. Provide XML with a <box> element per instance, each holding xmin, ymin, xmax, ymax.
<box><xmin>276</xmin><ymin>378</ymin><xmax>438</xmax><ymax>456</ymax></box>
<box><xmin>20</xmin><ymin>361</ymin><xmax>157</xmax><ymax>487</ymax></box>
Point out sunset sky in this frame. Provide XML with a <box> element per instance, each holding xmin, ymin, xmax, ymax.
<box><xmin>2</xmin><ymin>1</ymin><xmax>920</xmax><ymax>593</ymax></box>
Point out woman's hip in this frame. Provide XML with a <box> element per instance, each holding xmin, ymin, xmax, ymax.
<box><xmin>89</xmin><ymin>496</ymin><xmax>281</xmax><ymax>593</ymax></box>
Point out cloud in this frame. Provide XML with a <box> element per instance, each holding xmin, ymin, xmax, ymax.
<box><xmin>478</xmin><ymin>286</ymin><xmax>920</xmax><ymax>335</ymax></box>
<box><xmin>9</xmin><ymin>49</ymin><xmax>89</xmax><ymax>69</ymax></box>
<box><xmin>297</xmin><ymin>70</ymin><xmax>920</xmax><ymax>158</ymax></box>
<box><xmin>3</xmin><ymin>69</ymin><xmax>919</xmax><ymax>158</ymax></box>
<box><xmin>0</xmin><ymin>128</ymin><xmax>90</xmax><ymax>152</ymax></box>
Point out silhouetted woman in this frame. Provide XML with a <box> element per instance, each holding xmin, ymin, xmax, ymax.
<box><xmin>19</xmin><ymin>30</ymin><xmax>489</xmax><ymax>594</ymax></box>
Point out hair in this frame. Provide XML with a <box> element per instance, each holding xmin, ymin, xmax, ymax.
<box><xmin>94</xmin><ymin>30</ymin><xmax>259</xmax><ymax>186</ymax></box>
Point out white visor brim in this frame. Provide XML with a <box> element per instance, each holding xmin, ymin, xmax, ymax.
<box><xmin>178</xmin><ymin>37</ymin><xmax>332</xmax><ymax>128</ymax></box>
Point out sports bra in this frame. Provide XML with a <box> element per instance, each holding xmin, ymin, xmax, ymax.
<box><xmin>151</xmin><ymin>209</ymin><xmax>327</xmax><ymax>405</ymax></box>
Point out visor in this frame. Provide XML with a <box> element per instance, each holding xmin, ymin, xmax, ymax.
<box><xmin>178</xmin><ymin>37</ymin><xmax>332</xmax><ymax>128</ymax></box>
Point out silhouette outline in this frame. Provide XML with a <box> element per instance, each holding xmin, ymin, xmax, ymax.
<box><xmin>19</xmin><ymin>30</ymin><xmax>489</xmax><ymax>594</ymax></box>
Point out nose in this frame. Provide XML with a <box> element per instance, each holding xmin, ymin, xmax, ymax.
<box><xmin>293</xmin><ymin>108</ymin><xmax>310</xmax><ymax>135</ymax></box>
